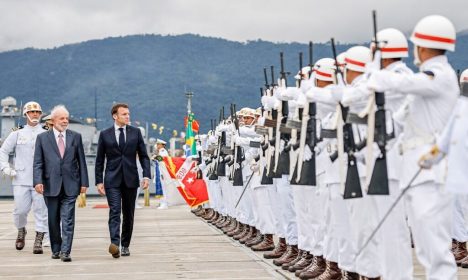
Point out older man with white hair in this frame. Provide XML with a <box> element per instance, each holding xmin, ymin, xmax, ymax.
<box><xmin>33</xmin><ymin>105</ymin><xmax>89</xmax><ymax>262</ymax></box>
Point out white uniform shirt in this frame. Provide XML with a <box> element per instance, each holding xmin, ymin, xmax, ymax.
<box><xmin>436</xmin><ymin>97</ymin><xmax>468</xmax><ymax>194</ymax></box>
<box><xmin>0</xmin><ymin>124</ymin><xmax>47</xmax><ymax>186</ymax></box>
<box><xmin>368</xmin><ymin>55</ymin><xmax>459</xmax><ymax>186</ymax></box>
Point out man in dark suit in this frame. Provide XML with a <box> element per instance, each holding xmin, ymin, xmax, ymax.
<box><xmin>95</xmin><ymin>103</ymin><xmax>151</xmax><ymax>258</ymax></box>
<box><xmin>33</xmin><ymin>105</ymin><xmax>88</xmax><ymax>262</ymax></box>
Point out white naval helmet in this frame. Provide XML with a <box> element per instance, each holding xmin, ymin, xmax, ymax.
<box><xmin>373</xmin><ymin>28</ymin><xmax>409</xmax><ymax>59</ymax></box>
<box><xmin>344</xmin><ymin>46</ymin><xmax>372</xmax><ymax>72</ymax></box>
<box><xmin>336</xmin><ymin>52</ymin><xmax>346</xmax><ymax>72</ymax></box>
<box><xmin>23</xmin><ymin>101</ymin><xmax>42</xmax><ymax>124</ymax></box>
<box><xmin>460</xmin><ymin>69</ymin><xmax>468</xmax><ymax>84</ymax></box>
<box><xmin>410</xmin><ymin>15</ymin><xmax>456</xmax><ymax>52</ymax></box>
<box><xmin>313</xmin><ymin>58</ymin><xmax>336</xmax><ymax>82</ymax></box>
<box><xmin>294</xmin><ymin>66</ymin><xmax>312</xmax><ymax>80</ymax></box>
<box><xmin>156</xmin><ymin>138</ymin><xmax>167</xmax><ymax>145</ymax></box>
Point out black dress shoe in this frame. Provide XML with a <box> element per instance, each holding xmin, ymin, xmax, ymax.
<box><xmin>60</xmin><ymin>253</ymin><xmax>72</xmax><ymax>262</ymax></box>
<box><xmin>121</xmin><ymin>247</ymin><xmax>130</xmax><ymax>256</ymax></box>
<box><xmin>51</xmin><ymin>252</ymin><xmax>60</xmax><ymax>259</ymax></box>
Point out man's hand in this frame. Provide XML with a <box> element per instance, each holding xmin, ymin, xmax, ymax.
<box><xmin>35</xmin><ymin>184</ymin><xmax>44</xmax><ymax>194</ymax></box>
<box><xmin>418</xmin><ymin>145</ymin><xmax>444</xmax><ymax>169</ymax></box>
<box><xmin>3</xmin><ymin>167</ymin><xmax>17</xmax><ymax>177</ymax></box>
<box><xmin>80</xmin><ymin>187</ymin><xmax>87</xmax><ymax>194</ymax></box>
<box><xmin>141</xmin><ymin>178</ymin><xmax>150</xmax><ymax>190</ymax></box>
<box><xmin>96</xmin><ymin>183</ymin><xmax>106</xmax><ymax>196</ymax></box>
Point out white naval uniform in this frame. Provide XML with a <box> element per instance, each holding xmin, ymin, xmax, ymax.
<box><xmin>307</xmin><ymin>85</ymin><xmax>357</xmax><ymax>271</ymax></box>
<box><xmin>435</xmin><ymin>96</ymin><xmax>468</xmax><ymax>243</ymax></box>
<box><xmin>274</xmin><ymin>89</ymin><xmax>298</xmax><ymax>246</ymax></box>
<box><xmin>234</xmin><ymin>125</ymin><xmax>259</xmax><ymax>227</ymax></box>
<box><xmin>368</xmin><ymin>55</ymin><xmax>459</xmax><ymax>279</ymax></box>
<box><xmin>0</xmin><ymin>124</ymin><xmax>48</xmax><ymax>233</ymax></box>
<box><xmin>342</xmin><ymin>62</ymin><xmax>414</xmax><ymax>279</ymax></box>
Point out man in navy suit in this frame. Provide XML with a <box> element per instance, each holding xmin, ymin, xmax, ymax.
<box><xmin>33</xmin><ymin>105</ymin><xmax>89</xmax><ymax>262</ymax></box>
<box><xmin>95</xmin><ymin>103</ymin><xmax>151</xmax><ymax>258</ymax></box>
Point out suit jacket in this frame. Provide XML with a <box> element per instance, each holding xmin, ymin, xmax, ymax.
<box><xmin>33</xmin><ymin>129</ymin><xmax>89</xmax><ymax>197</ymax></box>
<box><xmin>95</xmin><ymin>125</ymin><xmax>151</xmax><ymax>188</ymax></box>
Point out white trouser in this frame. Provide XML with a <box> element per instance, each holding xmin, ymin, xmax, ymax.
<box><xmin>324</xmin><ymin>183</ymin><xmax>355</xmax><ymax>271</ymax></box>
<box><xmin>404</xmin><ymin>182</ymin><xmax>457</xmax><ymax>280</ymax></box>
<box><xmin>452</xmin><ymin>195</ymin><xmax>468</xmax><ymax>242</ymax></box>
<box><xmin>372</xmin><ymin>179</ymin><xmax>413</xmax><ymax>280</ymax></box>
<box><xmin>13</xmin><ymin>185</ymin><xmax>48</xmax><ymax>233</ymax></box>
<box><xmin>291</xmin><ymin>185</ymin><xmax>309</xmax><ymax>250</ymax></box>
<box><xmin>271</xmin><ymin>179</ymin><xmax>285</xmax><ymax>238</ymax></box>
<box><xmin>349</xmin><ymin>184</ymin><xmax>381</xmax><ymax>277</ymax></box>
<box><xmin>206</xmin><ymin>180</ymin><xmax>218</xmax><ymax>211</ymax></box>
<box><xmin>252</xmin><ymin>185</ymin><xmax>277</xmax><ymax>234</ymax></box>
<box><xmin>276</xmin><ymin>175</ymin><xmax>298</xmax><ymax>245</ymax></box>
<box><xmin>236</xmin><ymin>185</ymin><xmax>255</xmax><ymax>226</ymax></box>
<box><xmin>219</xmin><ymin>177</ymin><xmax>230</xmax><ymax>216</ymax></box>
<box><xmin>305</xmin><ymin>180</ymin><xmax>328</xmax><ymax>256</ymax></box>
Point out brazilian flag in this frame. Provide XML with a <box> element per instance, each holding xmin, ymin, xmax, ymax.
<box><xmin>185</xmin><ymin>113</ymin><xmax>197</xmax><ymax>157</ymax></box>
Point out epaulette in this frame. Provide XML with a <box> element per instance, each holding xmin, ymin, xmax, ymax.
<box><xmin>422</xmin><ymin>70</ymin><xmax>435</xmax><ymax>78</ymax></box>
<box><xmin>11</xmin><ymin>125</ymin><xmax>24</xmax><ymax>131</ymax></box>
<box><xmin>42</xmin><ymin>125</ymin><xmax>50</xmax><ymax>130</ymax></box>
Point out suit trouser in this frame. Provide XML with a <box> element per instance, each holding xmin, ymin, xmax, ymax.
<box><xmin>452</xmin><ymin>195</ymin><xmax>468</xmax><ymax>242</ymax></box>
<box><xmin>106</xmin><ymin>183</ymin><xmax>138</xmax><ymax>247</ymax></box>
<box><xmin>276</xmin><ymin>175</ymin><xmax>298</xmax><ymax>245</ymax></box>
<box><xmin>13</xmin><ymin>185</ymin><xmax>48</xmax><ymax>232</ymax></box>
<box><xmin>405</xmin><ymin>182</ymin><xmax>457</xmax><ymax>280</ymax></box>
<box><xmin>44</xmin><ymin>187</ymin><xmax>77</xmax><ymax>254</ymax></box>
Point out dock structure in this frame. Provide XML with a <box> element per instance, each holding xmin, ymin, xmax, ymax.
<box><xmin>0</xmin><ymin>198</ymin><xmax>466</xmax><ymax>279</ymax></box>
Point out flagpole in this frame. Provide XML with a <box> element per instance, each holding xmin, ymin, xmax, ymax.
<box><xmin>185</xmin><ymin>91</ymin><xmax>193</xmax><ymax>114</ymax></box>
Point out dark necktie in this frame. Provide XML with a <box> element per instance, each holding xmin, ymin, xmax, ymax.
<box><xmin>118</xmin><ymin>127</ymin><xmax>125</xmax><ymax>150</ymax></box>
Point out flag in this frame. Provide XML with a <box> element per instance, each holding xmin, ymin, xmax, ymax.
<box><xmin>184</xmin><ymin>113</ymin><xmax>197</xmax><ymax>157</ymax></box>
<box><xmin>161</xmin><ymin>156</ymin><xmax>209</xmax><ymax>207</ymax></box>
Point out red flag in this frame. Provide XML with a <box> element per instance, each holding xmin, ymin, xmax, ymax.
<box><xmin>161</xmin><ymin>156</ymin><xmax>209</xmax><ymax>207</ymax></box>
<box><xmin>184</xmin><ymin>116</ymin><xmax>200</xmax><ymax>133</ymax></box>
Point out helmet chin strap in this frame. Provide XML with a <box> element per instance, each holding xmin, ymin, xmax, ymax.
<box><xmin>25</xmin><ymin>114</ymin><xmax>40</xmax><ymax>124</ymax></box>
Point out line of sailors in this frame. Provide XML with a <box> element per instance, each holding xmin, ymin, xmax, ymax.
<box><xmin>192</xmin><ymin>14</ymin><xmax>468</xmax><ymax>280</ymax></box>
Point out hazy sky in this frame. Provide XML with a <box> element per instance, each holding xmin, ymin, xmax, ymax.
<box><xmin>0</xmin><ymin>0</ymin><xmax>466</xmax><ymax>51</ymax></box>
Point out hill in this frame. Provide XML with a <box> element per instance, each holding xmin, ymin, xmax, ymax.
<box><xmin>0</xmin><ymin>33</ymin><xmax>466</xmax><ymax>139</ymax></box>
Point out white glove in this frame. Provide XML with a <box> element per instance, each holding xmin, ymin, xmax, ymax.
<box><xmin>330</xmin><ymin>85</ymin><xmax>344</xmax><ymax>103</ymax></box>
<box><xmin>288</xmin><ymin>100</ymin><xmax>298</xmax><ymax>113</ymax></box>
<box><xmin>3</xmin><ymin>167</ymin><xmax>16</xmax><ymax>177</ymax></box>
<box><xmin>262</xmin><ymin>96</ymin><xmax>276</xmax><ymax>110</ymax></box>
<box><xmin>418</xmin><ymin>146</ymin><xmax>445</xmax><ymax>169</ymax></box>
<box><xmin>296</xmin><ymin>93</ymin><xmax>307</xmax><ymax>108</ymax></box>
<box><xmin>281</xmin><ymin>87</ymin><xmax>301</xmax><ymax>101</ymax></box>
<box><xmin>250</xmin><ymin>162</ymin><xmax>260</xmax><ymax>172</ymax></box>
<box><xmin>367</xmin><ymin>70</ymin><xmax>392</xmax><ymax>92</ymax></box>
<box><xmin>279</xmin><ymin>139</ymin><xmax>285</xmax><ymax>153</ymax></box>
<box><xmin>300</xmin><ymin>80</ymin><xmax>314</xmax><ymax>94</ymax></box>
<box><xmin>303</xmin><ymin>145</ymin><xmax>313</xmax><ymax>161</ymax></box>
<box><xmin>365</xmin><ymin>50</ymin><xmax>382</xmax><ymax>76</ymax></box>
<box><xmin>257</xmin><ymin>116</ymin><xmax>265</xmax><ymax>126</ymax></box>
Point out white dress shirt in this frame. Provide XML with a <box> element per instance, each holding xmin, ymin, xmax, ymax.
<box><xmin>53</xmin><ymin>127</ymin><xmax>66</xmax><ymax>146</ymax></box>
<box><xmin>114</xmin><ymin>124</ymin><xmax>127</xmax><ymax>144</ymax></box>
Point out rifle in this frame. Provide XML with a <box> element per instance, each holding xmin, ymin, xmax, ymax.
<box><xmin>215</xmin><ymin>107</ymin><xmax>227</xmax><ymax>177</ymax></box>
<box><xmin>273</xmin><ymin>52</ymin><xmax>290</xmax><ymax>176</ymax></box>
<box><xmin>258</xmin><ymin>69</ymin><xmax>274</xmax><ymax>184</ymax></box>
<box><xmin>266</xmin><ymin>66</ymin><xmax>281</xmax><ymax>178</ymax></box>
<box><xmin>230</xmin><ymin>103</ymin><xmax>244</xmax><ymax>186</ymax></box>
<box><xmin>367</xmin><ymin>10</ymin><xmax>390</xmax><ymax>195</ymax></box>
<box><xmin>331</xmin><ymin>38</ymin><xmax>363</xmax><ymax>199</ymax></box>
